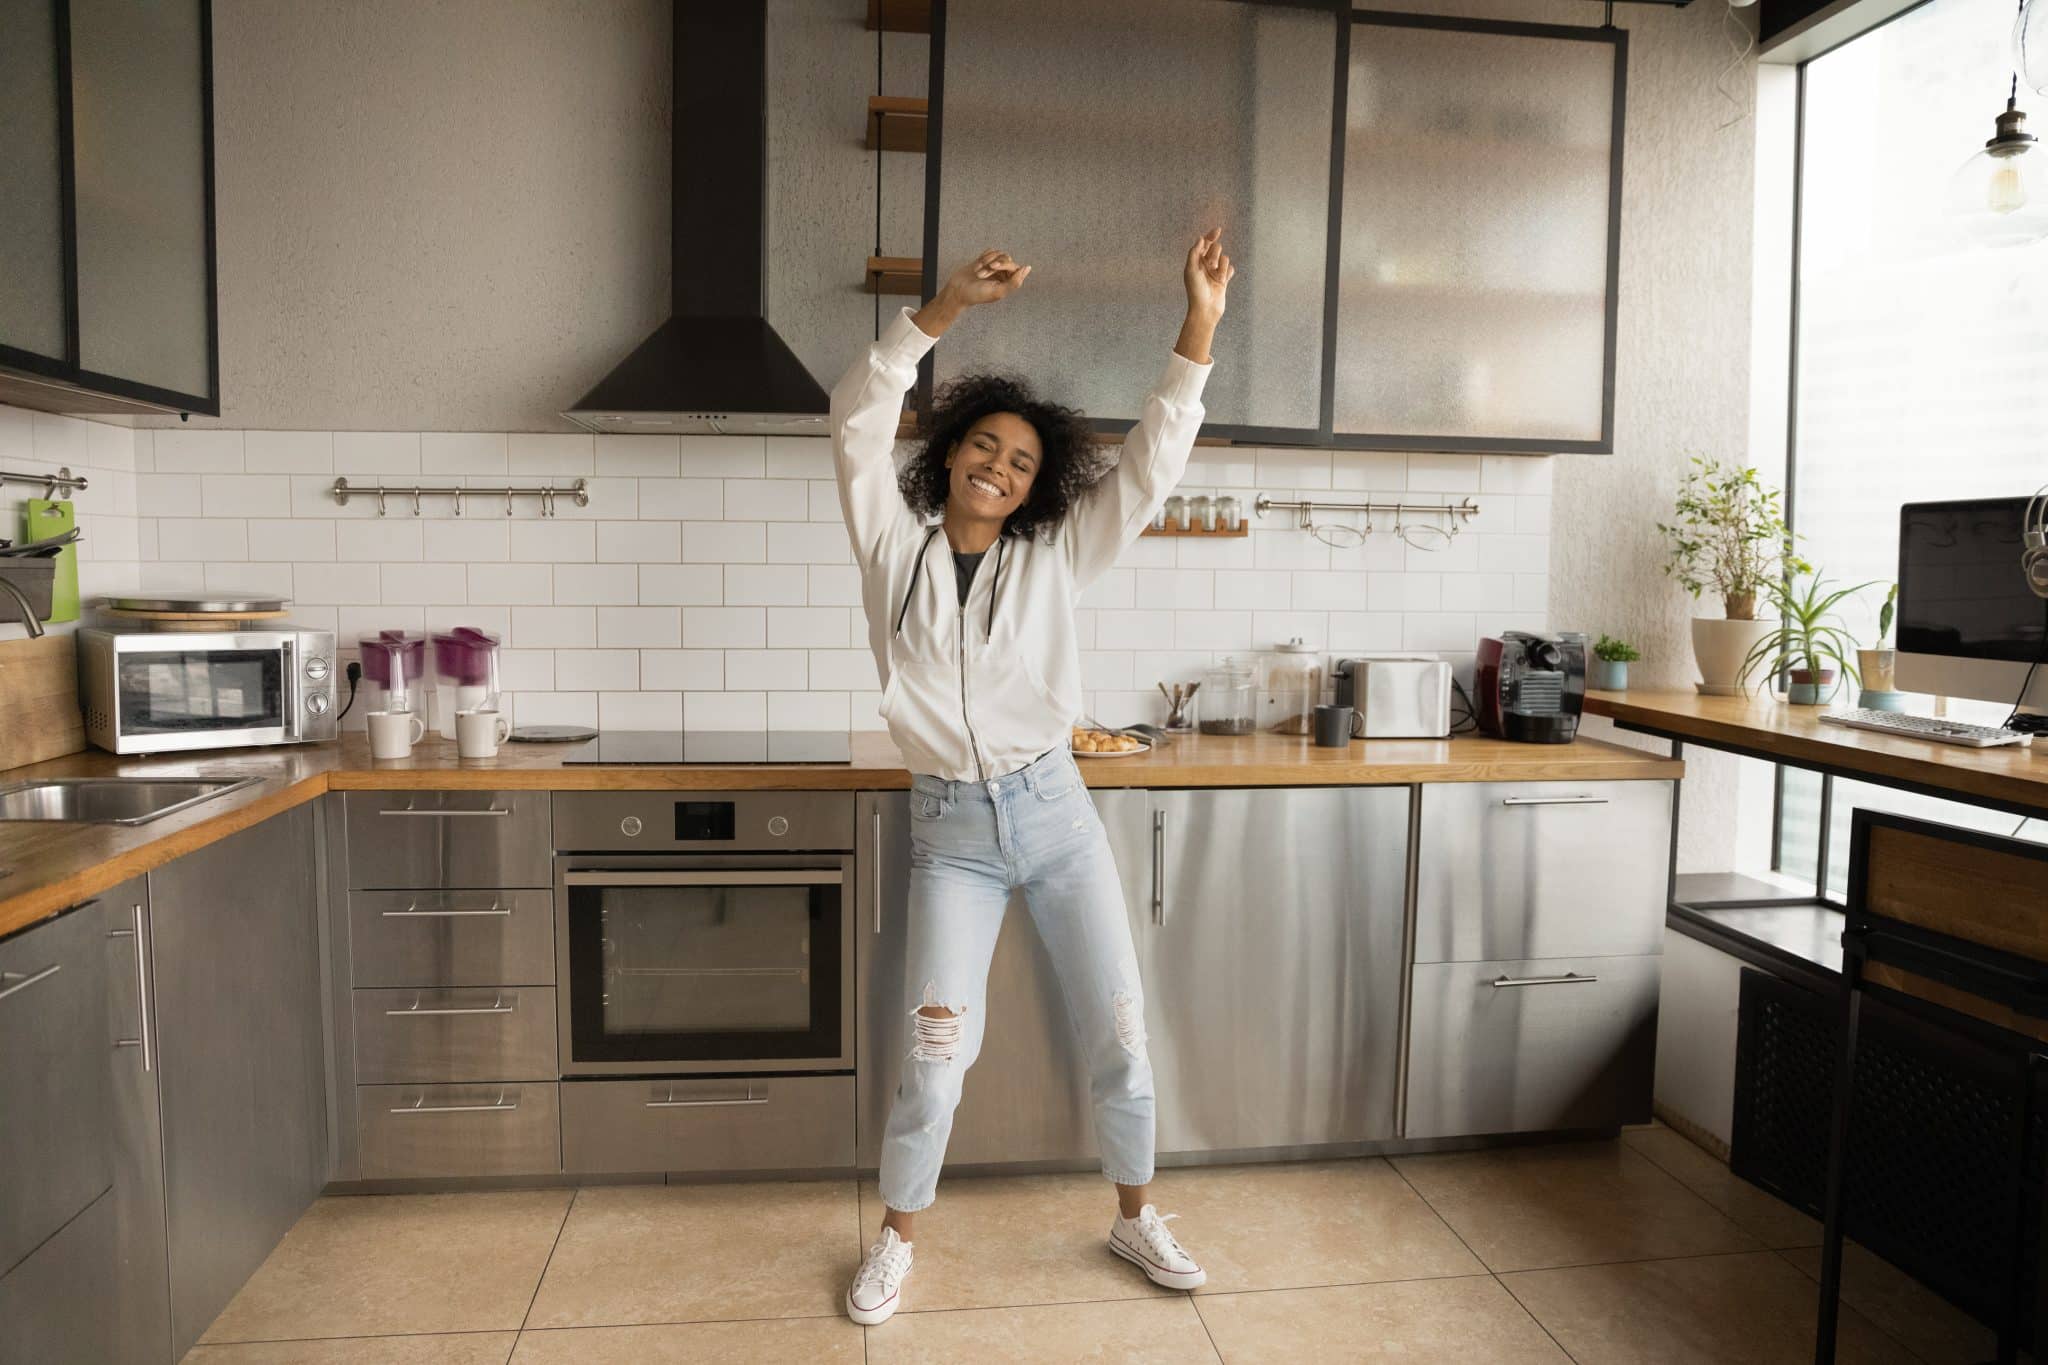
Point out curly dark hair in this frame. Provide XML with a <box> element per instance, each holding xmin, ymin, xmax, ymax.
<box><xmin>898</xmin><ymin>373</ymin><xmax>1110</xmax><ymax>541</ymax></box>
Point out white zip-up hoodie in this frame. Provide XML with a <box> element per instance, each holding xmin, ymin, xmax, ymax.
<box><xmin>833</xmin><ymin>307</ymin><xmax>1212</xmax><ymax>782</ymax></box>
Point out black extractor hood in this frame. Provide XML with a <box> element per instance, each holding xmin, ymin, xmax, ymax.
<box><xmin>562</xmin><ymin>1</ymin><xmax>830</xmax><ymax>436</ymax></box>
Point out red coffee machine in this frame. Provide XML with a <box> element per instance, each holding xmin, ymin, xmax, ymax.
<box><xmin>1475</xmin><ymin>631</ymin><xmax>1587</xmax><ymax>744</ymax></box>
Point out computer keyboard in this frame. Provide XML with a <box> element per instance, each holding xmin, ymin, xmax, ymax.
<box><xmin>1818</xmin><ymin>709</ymin><xmax>2034</xmax><ymax>748</ymax></box>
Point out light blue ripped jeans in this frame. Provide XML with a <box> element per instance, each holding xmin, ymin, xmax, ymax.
<box><xmin>878</xmin><ymin>746</ymin><xmax>1155</xmax><ymax>1213</ymax></box>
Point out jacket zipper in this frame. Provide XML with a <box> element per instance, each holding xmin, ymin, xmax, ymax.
<box><xmin>958</xmin><ymin>601</ymin><xmax>987</xmax><ymax>781</ymax></box>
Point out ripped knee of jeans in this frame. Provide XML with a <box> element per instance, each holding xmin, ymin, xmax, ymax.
<box><xmin>908</xmin><ymin>981</ymin><xmax>966</xmax><ymax>1064</ymax></box>
<box><xmin>1112</xmin><ymin>989</ymin><xmax>1147</xmax><ymax>1060</ymax></box>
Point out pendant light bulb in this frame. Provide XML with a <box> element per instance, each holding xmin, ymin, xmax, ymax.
<box><xmin>1949</xmin><ymin>96</ymin><xmax>2048</xmax><ymax>245</ymax></box>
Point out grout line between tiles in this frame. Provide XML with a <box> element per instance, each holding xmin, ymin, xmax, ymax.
<box><xmin>1766</xmin><ymin>1246</ymin><xmax>1938</xmax><ymax>1365</ymax></box>
<box><xmin>1618</xmin><ymin>1129</ymin><xmax>1822</xmax><ymax>1250</ymax></box>
<box><xmin>515</xmin><ymin>1186</ymin><xmax>579</xmax><ymax>1335</ymax></box>
<box><xmin>188</xmin><ymin>1328</ymin><xmax>526</xmax><ymax>1348</ymax></box>
<box><xmin>1493</xmin><ymin>1269</ymin><xmax>1585</xmax><ymax>1365</ymax></box>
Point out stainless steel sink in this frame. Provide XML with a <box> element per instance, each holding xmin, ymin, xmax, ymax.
<box><xmin>0</xmin><ymin>777</ymin><xmax>263</xmax><ymax>825</ymax></box>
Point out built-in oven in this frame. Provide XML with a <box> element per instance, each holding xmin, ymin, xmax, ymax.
<box><xmin>552</xmin><ymin>791</ymin><xmax>856</xmax><ymax>1076</ymax></box>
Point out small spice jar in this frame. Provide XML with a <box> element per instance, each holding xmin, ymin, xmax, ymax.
<box><xmin>1191</xmin><ymin>495</ymin><xmax>1216</xmax><ymax>531</ymax></box>
<box><xmin>1217</xmin><ymin>495</ymin><xmax>1242</xmax><ymax>531</ymax></box>
<box><xmin>1164</xmin><ymin>495</ymin><xmax>1190</xmax><ymax>531</ymax></box>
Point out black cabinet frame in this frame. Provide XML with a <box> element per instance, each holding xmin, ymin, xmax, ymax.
<box><xmin>918</xmin><ymin>0</ymin><xmax>1624</xmax><ymax>454</ymax></box>
<box><xmin>0</xmin><ymin>0</ymin><xmax>220</xmax><ymax>418</ymax></box>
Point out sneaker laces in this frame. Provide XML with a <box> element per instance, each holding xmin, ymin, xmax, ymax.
<box><xmin>854</xmin><ymin>1234</ymin><xmax>912</xmax><ymax>1293</ymax></box>
<box><xmin>1131</xmin><ymin>1208</ymin><xmax>1189</xmax><ymax>1263</ymax></box>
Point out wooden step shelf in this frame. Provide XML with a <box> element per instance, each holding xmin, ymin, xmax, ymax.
<box><xmin>867</xmin><ymin>0</ymin><xmax>932</xmax><ymax>34</ymax></box>
<box><xmin>866</xmin><ymin>96</ymin><xmax>929</xmax><ymax>153</ymax></box>
<box><xmin>866</xmin><ymin>255</ymin><xmax>924</xmax><ymax>296</ymax></box>
<box><xmin>1141</xmin><ymin>524</ymin><xmax>1249</xmax><ymax>538</ymax></box>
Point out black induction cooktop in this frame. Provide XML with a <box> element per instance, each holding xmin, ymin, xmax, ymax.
<box><xmin>559</xmin><ymin>730</ymin><xmax>854</xmax><ymax>765</ymax></box>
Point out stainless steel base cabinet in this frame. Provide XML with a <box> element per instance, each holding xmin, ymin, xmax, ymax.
<box><xmin>1403</xmin><ymin>954</ymin><xmax>1661</xmax><ymax>1139</ymax></box>
<box><xmin>150</xmin><ymin>804</ymin><xmax>327</xmax><ymax>1358</ymax></box>
<box><xmin>564</xmin><ymin>1076</ymin><xmax>854</xmax><ymax>1174</ymax></box>
<box><xmin>855</xmin><ymin>790</ymin><xmax>1153</xmax><ymax>1170</ymax></box>
<box><xmin>0</xmin><ymin>1189</ymin><xmax>117</xmax><ymax>1365</ymax></box>
<box><xmin>357</xmin><ymin>1083</ymin><xmax>561</xmax><ymax>1179</ymax></box>
<box><xmin>1144</xmin><ymin>787</ymin><xmax>1409</xmax><ymax>1152</ymax></box>
<box><xmin>103</xmin><ymin>881</ymin><xmax>171</xmax><ymax>1365</ymax></box>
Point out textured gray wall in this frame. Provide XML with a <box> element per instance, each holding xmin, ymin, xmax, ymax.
<box><xmin>205</xmin><ymin>0</ymin><xmax>672</xmax><ymax>431</ymax></box>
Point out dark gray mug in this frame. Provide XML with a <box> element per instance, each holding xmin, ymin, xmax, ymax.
<box><xmin>1313</xmin><ymin>704</ymin><xmax>1356</xmax><ymax>748</ymax></box>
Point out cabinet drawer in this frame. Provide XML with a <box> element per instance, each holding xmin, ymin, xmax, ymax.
<box><xmin>352</xmin><ymin>987</ymin><xmax>557</xmax><ymax>1083</ymax></box>
<box><xmin>345</xmin><ymin>791</ymin><xmax>551</xmax><ymax>889</ymax></box>
<box><xmin>349</xmin><ymin>890</ymin><xmax>555</xmax><ymax>987</ymax></box>
<box><xmin>0</xmin><ymin>905</ymin><xmax>111</xmax><ymax>1278</ymax></box>
<box><xmin>0</xmin><ymin>1188</ymin><xmax>116</xmax><ymax>1365</ymax></box>
<box><xmin>1415</xmin><ymin>781</ymin><xmax>1671</xmax><ymax>963</ymax></box>
<box><xmin>562</xmin><ymin>1076</ymin><xmax>853</xmax><ymax>1175</ymax></box>
<box><xmin>1404</xmin><ymin>954</ymin><xmax>1659</xmax><ymax>1139</ymax></box>
<box><xmin>358</xmin><ymin>1083</ymin><xmax>561</xmax><ymax>1178</ymax></box>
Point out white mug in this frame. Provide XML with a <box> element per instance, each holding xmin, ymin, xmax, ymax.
<box><xmin>366</xmin><ymin>709</ymin><xmax>427</xmax><ymax>760</ymax></box>
<box><xmin>455</xmin><ymin>708</ymin><xmax>511</xmax><ymax>759</ymax></box>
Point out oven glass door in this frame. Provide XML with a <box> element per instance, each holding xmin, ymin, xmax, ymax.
<box><xmin>562</xmin><ymin>869</ymin><xmax>845</xmax><ymax>1069</ymax></box>
<box><xmin>115</xmin><ymin>648</ymin><xmax>286</xmax><ymax>736</ymax></box>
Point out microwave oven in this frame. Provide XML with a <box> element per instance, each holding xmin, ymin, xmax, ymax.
<box><xmin>77</xmin><ymin>627</ymin><xmax>338</xmax><ymax>754</ymax></box>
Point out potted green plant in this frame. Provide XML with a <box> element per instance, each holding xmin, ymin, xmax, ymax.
<box><xmin>1737</xmin><ymin>574</ymin><xmax>1879</xmax><ymax>704</ymax></box>
<box><xmin>1857</xmin><ymin>584</ymin><xmax>1904</xmax><ymax>710</ymax></box>
<box><xmin>1590</xmin><ymin>635</ymin><xmax>1640</xmax><ymax>690</ymax></box>
<box><xmin>1658</xmin><ymin>458</ymin><xmax>1807</xmax><ymax>694</ymax></box>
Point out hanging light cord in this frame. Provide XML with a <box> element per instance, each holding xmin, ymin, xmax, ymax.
<box><xmin>1715</xmin><ymin>5</ymin><xmax>1757</xmax><ymax>130</ymax></box>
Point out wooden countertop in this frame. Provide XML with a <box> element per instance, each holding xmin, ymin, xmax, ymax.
<box><xmin>0</xmin><ymin>729</ymin><xmax>1678</xmax><ymax>942</ymax></box>
<box><xmin>1585</xmin><ymin>689</ymin><xmax>2048</xmax><ymax>815</ymax></box>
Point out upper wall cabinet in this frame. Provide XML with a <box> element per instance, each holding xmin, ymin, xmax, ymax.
<box><xmin>923</xmin><ymin>1</ymin><xmax>1624</xmax><ymax>453</ymax></box>
<box><xmin>0</xmin><ymin>0</ymin><xmax>218</xmax><ymax>419</ymax></box>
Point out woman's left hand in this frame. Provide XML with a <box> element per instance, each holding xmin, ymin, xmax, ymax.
<box><xmin>1184</xmin><ymin>228</ymin><xmax>1234</xmax><ymax>321</ymax></box>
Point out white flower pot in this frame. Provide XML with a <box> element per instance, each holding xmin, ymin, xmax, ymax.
<box><xmin>1691</xmin><ymin>616</ymin><xmax>1775</xmax><ymax>694</ymax></box>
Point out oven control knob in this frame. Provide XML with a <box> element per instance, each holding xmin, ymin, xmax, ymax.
<box><xmin>304</xmin><ymin>656</ymin><xmax>330</xmax><ymax>681</ymax></box>
<box><xmin>305</xmin><ymin>692</ymin><xmax>330</xmax><ymax>715</ymax></box>
<box><xmin>620</xmin><ymin>816</ymin><xmax>644</xmax><ymax>837</ymax></box>
<box><xmin>767</xmin><ymin>815</ymin><xmax>790</xmax><ymax>837</ymax></box>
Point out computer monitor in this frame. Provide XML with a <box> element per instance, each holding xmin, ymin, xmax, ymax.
<box><xmin>1895</xmin><ymin>497</ymin><xmax>2048</xmax><ymax>711</ymax></box>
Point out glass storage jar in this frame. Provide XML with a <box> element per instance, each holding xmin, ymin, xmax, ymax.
<box><xmin>1259</xmin><ymin>638</ymin><xmax>1324</xmax><ymax>735</ymax></box>
<box><xmin>1198</xmin><ymin>657</ymin><xmax>1258</xmax><ymax>735</ymax></box>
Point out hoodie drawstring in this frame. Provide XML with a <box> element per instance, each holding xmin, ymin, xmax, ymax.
<box><xmin>894</xmin><ymin>526</ymin><xmax>941</xmax><ymax>638</ymax></box>
<box><xmin>895</xmin><ymin>525</ymin><xmax>1010</xmax><ymax>642</ymax></box>
<box><xmin>986</xmin><ymin>534</ymin><xmax>1007</xmax><ymax>641</ymax></box>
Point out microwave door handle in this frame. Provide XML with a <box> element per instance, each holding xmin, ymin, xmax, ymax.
<box><xmin>561</xmin><ymin>870</ymin><xmax>845</xmax><ymax>887</ymax></box>
<box><xmin>282</xmin><ymin>638</ymin><xmax>302</xmax><ymax>741</ymax></box>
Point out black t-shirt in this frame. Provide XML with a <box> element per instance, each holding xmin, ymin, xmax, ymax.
<box><xmin>952</xmin><ymin>549</ymin><xmax>986</xmax><ymax>606</ymax></box>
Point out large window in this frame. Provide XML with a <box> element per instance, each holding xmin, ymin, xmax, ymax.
<box><xmin>1780</xmin><ymin>0</ymin><xmax>2048</xmax><ymax>889</ymax></box>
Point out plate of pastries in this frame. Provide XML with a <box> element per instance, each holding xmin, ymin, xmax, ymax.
<box><xmin>1071</xmin><ymin>725</ymin><xmax>1149</xmax><ymax>757</ymax></box>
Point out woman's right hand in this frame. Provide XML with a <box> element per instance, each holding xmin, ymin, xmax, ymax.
<box><xmin>913</xmin><ymin>250</ymin><xmax>1031</xmax><ymax>338</ymax></box>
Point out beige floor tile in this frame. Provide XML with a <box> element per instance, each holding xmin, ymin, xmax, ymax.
<box><xmin>183</xmin><ymin>1337</ymin><xmax>516</xmax><ymax>1365</ymax></box>
<box><xmin>1621</xmin><ymin>1124</ymin><xmax>1822</xmax><ymax>1248</ymax></box>
<box><xmin>1780</xmin><ymin>1242</ymin><xmax>1999</xmax><ymax>1365</ymax></box>
<box><xmin>865</xmin><ymin>1296</ymin><xmax>1220</xmax><ymax>1364</ymax></box>
<box><xmin>1193</xmin><ymin>1275</ymin><xmax>1570</xmax><ymax>1364</ymax></box>
<box><xmin>1501</xmin><ymin>1250</ymin><xmax>1918</xmax><ymax>1365</ymax></box>
<box><xmin>523</xmin><ymin>1180</ymin><xmax>859</xmax><ymax>1328</ymax></box>
<box><xmin>1391</xmin><ymin>1140</ymin><xmax>1760</xmax><ymax>1272</ymax></box>
<box><xmin>509</xmin><ymin>1318</ymin><xmax>862</xmax><ymax>1363</ymax></box>
<box><xmin>199</xmin><ymin>1191</ymin><xmax>573</xmax><ymax>1343</ymax></box>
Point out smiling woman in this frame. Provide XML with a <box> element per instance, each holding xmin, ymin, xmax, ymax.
<box><xmin>897</xmin><ymin>373</ymin><xmax>1105</xmax><ymax>545</ymax></box>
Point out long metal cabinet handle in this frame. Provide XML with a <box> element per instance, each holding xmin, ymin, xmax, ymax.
<box><xmin>647</xmin><ymin>1088</ymin><xmax>767</xmax><ymax>1109</ymax></box>
<box><xmin>1150</xmin><ymin>810</ymin><xmax>1164</xmax><ymax>925</ymax></box>
<box><xmin>381</xmin><ymin>901</ymin><xmax>509</xmax><ymax>918</ymax></box>
<box><xmin>385</xmin><ymin>993</ymin><xmax>513</xmax><ymax>1016</ymax></box>
<box><xmin>1500</xmin><ymin>795</ymin><xmax>1609</xmax><ymax>807</ymax></box>
<box><xmin>0</xmin><ymin>962</ymin><xmax>60</xmax><ymax>1002</ymax></box>
<box><xmin>1491</xmin><ymin>972</ymin><xmax>1600</xmax><ymax>988</ymax></box>
<box><xmin>380</xmin><ymin>806</ymin><xmax>511</xmax><ymax>818</ymax></box>
<box><xmin>131</xmin><ymin>903</ymin><xmax>152</xmax><ymax>1072</ymax></box>
<box><xmin>872</xmin><ymin>809</ymin><xmax>883</xmax><ymax>935</ymax></box>
<box><xmin>390</xmin><ymin>1090</ymin><xmax>519</xmax><ymax>1115</ymax></box>
<box><xmin>562</xmin><ymin>870</ymin><xmax>843</xmax><ymax>887</ymax></box>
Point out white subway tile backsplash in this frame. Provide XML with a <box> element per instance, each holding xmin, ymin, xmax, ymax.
<box><xmin>766</xmin><ymin>437</ymin><xmax>835</xmax><ymax>479</ymax></box>
<box><xmin>767</xmin><ymin>607</ymin><xmax>849</xmax><ymax>649</ymax></box>
<box><xmin>496</xmin><ymin>648</ymin><xmax>554</xmax><ymax>692</ymax></box>
<box><xmin>684</xmin><ymin>521</ymin><xmax>765</xmax><ymax>563</ymax></box>
<box><xmin>725</xmin><ymin>649</ymin><xmax>805</xmax><ymax>691</ymax></box>
<box><xmin>1079</xmin><ymin>570</ymin><xmax>1133</xmax><ymax>611</ymax></box>
<box><xmin>597</xmin><ymin>606</ymin><xmax>680</xmax><ymax>648</ymax></box>
<box><xmin>509</xmin><ymin>433</ymin><xmax>595</xmax><ymax>475</ymax></box>
<box><xmin>510</xmin><ymin>519</ymin><xmax>596</xmax><ymax>563</ymax></box>
<box><xmin>724</xmin><ymin>479</ymin><xmax>809</xmax><ymax>521</ymax></box>
<box><xmin>1257</xmin><ymin>447</ymin><xmax>1331</xmax><ymax>491</ymax></box>
<box><xmin>381</xmin><ymin>563</ymin><xmax>467</xmax><ymax>605</ymax></box>
<box><xmin>724</xmin><ymin>564</ymin><xmax>809</xmax><ymax>606</ymax></box>
<box><xmin>339</xmin><ymin>604</ymin><xmax>422</xmax><ymax>639</ymax></box>
<box><xmin>687</xmin><ymin>690</ymin><xmax>766</xmax><ymax>730</ymax></box>
<box><xmin>159</xmin><ymin>518</ymin><xmax>249</xmax><ymax>562</ymax></box>
<box><xmin>1481</xmin><ymin>454</ymin><xmax>1554</xmax><ymax>495</ymax></box>
<box><xmin>765</xmin><ymin>521</ymin><xmax>852</xmax><ymax>564</ymax></box>
<box><xmin>1211</xmin><ymin>570</ymin><xmax>1290</xmax><ymax>611</ymax></box>
<box><xmin>206</xmin><ymin>562</ymin><xmax>292</xmax><ymax>597</ymax></box>
<box><xmin>424</xmin><ymin>519</ymin><xmax>511</xmax><ymax>563</ymax></box>
<box><xmin>1251</xmin><ymin>529</ymin><xmax>1327</xmax><ymax>572</ymax></box>
<box><xmin>641</xmin><ymin>649</ymin><xmax>723</xmax><ymax>691</ymax></box>
<box><xmin>296</xmin><ymin>562</ymin><xmax>371</xmax><ymax>606</ymax></box>
<box><xmin>593</xmin><ymin>434</ymin><xmax>680</xmax><ymax>478</ymax></box>
<box><xmin>675</xmin><ymin>435</ymin><xmax>765</xmax><ymax>477</ymax></box>
<box><xmin>1134</xmin><ymin>568</ymin><xmax>1212</xmax><ymax>610</ymax></box>
<box><xmin>1408</xmin><ymin>453</ymin><xmax>1482</xmax><ymax>494</ymax></box>
<box><xmin>1096</xmin><ymin>609</ymin><xmax>1176</xmax><ymax>650</ymax></box>
<box><xmin>1175</xmin><ymin>611</ymin><xmax>1251</xmax><ymax>651</ymax></box>
<box><xmin>244</xmin><ymin>431</ymin><xmax>334</xmax><ymax>474</ymax></box>
<box><xmin>556</xmin><ymin>477</ymin><xmax>638</xmax><ymax>520</ymax></box>
<box><xmin>469</xmin><ymin>563</ymin><xmax>554</xmax><ymax>604</ymax></box>
<box><xmin>807</xmin><ymin>564</ymin><xmax>862</xmax><ymax>607</ymax></box>
<box><xmin>338</xmin><ymin>519</ymin><xmax>424</xmax><ymax>562</ymax></box>
<box><xmin>1289</xmin><ymin>571</ymin><xmax>1370</xmax><ymax>612</ymax></box>
<box><xmin>515</xmin><ymin>691</ymin><xmax>599</xmax><ymax>727</ymax></box>
<box><xmin>555</xmin><ymin>649</ymin><xmax>639</xmax><ymax>691</ymax></box>
<box><xmin>596</xmin><ymin>520</ymin><xmax>680</xmax><ymax>563</ymax></box>
<box><xmin>512</xmin><ymin>606</ymin><xmax>596</xmax><ymax>649</ymax></box>
<box><xmin>332</xmin><ymin>432</ymin><xmax>422</xmax><ymax>474</ymax></box>
<box><xmin>1440</xmin><ymin>572</ymin><xmax>1513</xmax><ymax>612</ymax></box>
<box><xmin>1514</xmin><ymin>573</ymin><xmax>1550</xmax><ymax>613</ymax></box>
<box><xmin>30</xmin><ymin>412</ymin><xmax>91</xmax><ymax>466</ymax></box>
<box><xmin>1328</xmin><ymin>612</ymin><xmax>1404</xmax><ymax>651</ymax></box>
<box><xmin>1403</xmin><ymin>611</ymin><xmax>1479</xmax><ymax>651</ymax></box>
<box><xmin>1479</xmin><ymin>534</ymin><xmax>1550</xmax><ymax>574</ymax></box>
<box><xmin>600</xmin><ymin>691</ymin><xmax>682</xmax><ymax>729</ymax></box>
<box><xmin>1080</xmin><ymin>650</ymin><xmax>1134</xmax><ymax>690</ymax></box>
<box><xmin>683</xmin><ymin>606</ymin><xmax>766</xmax><ymax>649</ymax></box>
<box><xmin>554</xmin><ymin>563</ymin><xmax>640</xmax><ymax>605</ymax></box>
<box><xmin>250</xmin><ymin>519</ymin><xmax>334</xmax><ymax>562</ymax></box>
<box><xmin>1331</xmin><ymin>451</ymin><xmax>1406</xmax><ymax>491</ymax></box>
<box><xmin>640</xmin><ymin>563</ymin><xmax>723</xmax><ymax>605</ymax></box>
<box><xmin>201</xmin><ymin>474</ymin><xmax>291</xmax><ymax>519</ymax></box>
<box><xmin>153</xmin><ymin>429</ymin><xmax>245</xmax><ymax>473</ymax></box>
<box><xmin>1252</xmin><ymin>611</ymin><xmax>1326</xmax><ymax>648</ymax></box>
<box><xmin>809</xmin><ymin>648</ymin><xmax>880</xmax><ymax>691</ymax></box>
<box><xmin>769</xmin><ymin>690</ymin><xmax>849</xmax><ymax>731</ymax></box>
<box><xmin>639</xmin><ymin>478</ymin><xmax>723</xmax><ymax>520</ymax></box>
<box><xmin>421</xmin><ymin>432</ymin><xmax>508</xmax><ymax>475</ymax></box>
<box><xmin>809</xmin><ymin>481</ymin><xmax>842</xmax><ymax>522</ymax></box>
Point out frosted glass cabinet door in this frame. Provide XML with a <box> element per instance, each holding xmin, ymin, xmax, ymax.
<box><xmin>0</xmin><ymin>0</ymin><xmax>69</xmax><ymax>364</ymax></box>
<box><xmin>931</xmin><ymin>0</ymin><xmax>1336</xmax><ymax>434</ymax></box>
<box><xmin>1336</xmin><ymin>17</ymin><xmax>1622</xmax><ymax>448</ymax></box>
<box><xmin>71</xmin><ymin>0</ymin><xmax>215</xmax><ymax>404</ymax></box>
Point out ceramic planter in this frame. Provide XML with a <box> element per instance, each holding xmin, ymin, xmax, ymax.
<box><xmin>1857</xmin><ymin>648</ymin><xmax>1897</xmax><ymax>692</ymax></box>
<box><xmin>1691</xmin><ymin>616</ymin><xmax>1775</xmax><ymax>695</ymax></box>
<box><xmin>1786</xmin><ymin>667</ymin><xmax>1839</xmax><ymax>705</ymax></box>
<box><xmin>1589</xmin><ymin>658</ymin><xmax>1629</xmax><ymax>690</ymax></box>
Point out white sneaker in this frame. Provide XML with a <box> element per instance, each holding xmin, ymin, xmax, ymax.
<box><xmin>846</xmin><ymin>1226</ymin><xmax>913</xmax><ymax>1325</ymax></box>
<box><xmin>1109</xmin><ymin>1204</ymin><xmax>1206</xmax><ymax>1290</ymax></box>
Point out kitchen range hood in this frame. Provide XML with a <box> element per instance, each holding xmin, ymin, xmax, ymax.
<box><xmin>563</xmin><ymin>1</ymin><xmax>830</xmax><ymax>436</ymax></box>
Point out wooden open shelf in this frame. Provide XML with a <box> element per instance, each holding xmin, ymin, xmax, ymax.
<box><xmin>866</xmin><ymin>255</ymin><xmax>923</xmax><ymax>296</ymax></box>
<box><xmin>1141</xmin><ymin>524</ymin><xmax>1249</xmax><ymax>539</ymax></box>
<box><xmin>866</xmin><ymin>96</ymin><xmax>928</xmax><ymax>153</ymax></box>
<box><xmin>867</xmin><ymin>0</ymin><xmax>932</xmax><ymax>33</ymax></box>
